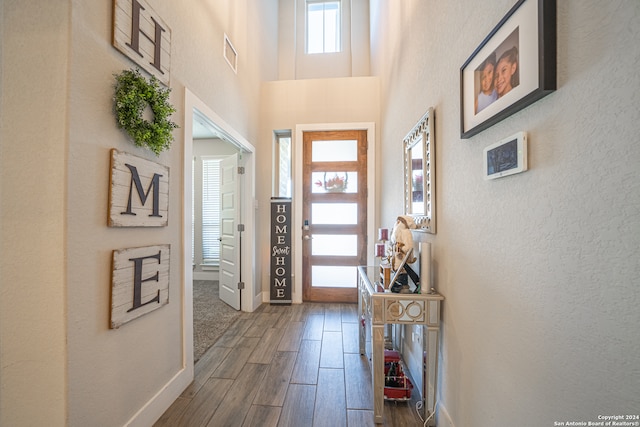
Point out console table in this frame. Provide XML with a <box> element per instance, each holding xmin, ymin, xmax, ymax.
<box><xmin>357</xmin><ymin>266</ymin><xmax>443</xmax><ymax>425</ymax></box>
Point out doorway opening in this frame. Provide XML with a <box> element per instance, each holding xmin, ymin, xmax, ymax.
<box><xmin>301</xmin><ymin>129</ymin><xmax>368</xmax><ymax>303</ymax></box>
<box><xmin>191</xmin><ymin>127</ymin><xmax>243</xmax><ymax>361</ymax></box>
<box><xmin>294</xmin><ymin>122</ymin><xmax>376</xmax><ymax>304</ymax></box>
<box><xmin>183</xmin><ymin>89</ymin><xmax>258</xmax><ymax>369</ymax></box>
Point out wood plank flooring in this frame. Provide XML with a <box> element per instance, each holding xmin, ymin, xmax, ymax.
<box><xmin>154</xmin><ymin>303</ymin><xmax>425</xmax><ymax>427</ymax></box>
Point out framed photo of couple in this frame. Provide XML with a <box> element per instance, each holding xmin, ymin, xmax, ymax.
<box><xmin>460</xmin><ymin>0</ymin><xmax>556</xmax><ymax>139</ymax></box>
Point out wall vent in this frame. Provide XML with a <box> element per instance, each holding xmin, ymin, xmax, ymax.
<box><xmin>223</xmin><ymin>34</ymin><xmax>238</xmax><ymax>74</ymax></box>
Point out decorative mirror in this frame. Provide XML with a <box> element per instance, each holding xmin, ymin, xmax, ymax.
<box><xmin>403</xmin><ymin>107</ymin><xmax>436</xmax><ymax>233</ymax></box>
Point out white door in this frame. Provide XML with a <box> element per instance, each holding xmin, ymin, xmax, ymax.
<box><xmin>219</xmin><ymin>153</ymin><xmax>241</xmax><ymax>310</ymax></box>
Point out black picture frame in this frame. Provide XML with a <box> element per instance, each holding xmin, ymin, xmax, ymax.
<box><xmin>460</xmin><ymin>0</ymin><xmax>556</xmax><ymax>139</ymax></box>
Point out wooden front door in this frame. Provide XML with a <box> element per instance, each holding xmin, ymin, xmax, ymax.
<box><xmin>302</xmin><ymin>130</ymin><xmax>368</xmax><ymax>303</ymax></box>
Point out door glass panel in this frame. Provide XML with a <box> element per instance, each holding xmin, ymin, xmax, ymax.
<box><xmin>312</xmin><ymin>203</ymin><xmax>358</xmax><ymax>224</ymax></box>
<box><xmin>312</xmin><ymin>266</ymin><xmax>357</xmax><ymax>288</ymax></box>
<box><xmin>312</xmin><ymin>171</ymin><xmax>357</xmax><ymax>193</ymax></box>
<box><xmin>312</xmin><ymin>140</ymin><xmax>357</xmax><ymax>162</ymax></box>
<box><xmin>273</xmin><ymin>131</ymin><xmax>292</xmax><ymax>198</ymax></box>
<box><xmin>312</xmin><ymin>234</ymin><xmax>357</xmax><ymax>256</ymax></box>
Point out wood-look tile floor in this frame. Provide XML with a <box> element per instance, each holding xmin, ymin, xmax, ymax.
<box><xmin>154</xmin><ymin>303</ymin><xmax>426</xmax><ymax>427</ymax></box>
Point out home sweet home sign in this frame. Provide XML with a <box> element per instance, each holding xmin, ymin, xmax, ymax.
<box><xmin>270</xmin><ymin>198</ymin><xmax>292</xmax><ymax>304</ymax></box>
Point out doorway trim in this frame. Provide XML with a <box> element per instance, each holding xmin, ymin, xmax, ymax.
<box><xmin>294</xmin><ymin>122</ymin><xmax>376</xmax><ymax>303</ymax></box>
<box><xmin>184</xmin><ymin>86</ymin><xmax>259</xmax><ymax>346</ymax></box>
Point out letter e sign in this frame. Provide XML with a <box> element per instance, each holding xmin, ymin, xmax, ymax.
<box><xmin>109</xmin><ymin>149</ymin><xmax>169</xmax><ymax>227</ymax></box>
<box><xmin>111</xmin><ymin>244</ymin><xmax>170</xmax><ymax>328</ymax></box>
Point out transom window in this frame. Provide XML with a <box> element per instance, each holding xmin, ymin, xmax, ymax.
<box><xmin>273</xmin><ymin>131</ymin><xmax>292</xmax><ymax>198</ymax></box>
<box><xmin>306</xmin><ymin>1</ymin><xmax>341</xmax><ymax>54</ymax></box>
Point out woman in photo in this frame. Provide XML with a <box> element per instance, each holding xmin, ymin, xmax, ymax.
<box><xmin>495</xmin><ymin>46</ymin><xmax>519</xmax><ymax>98</ymax></box>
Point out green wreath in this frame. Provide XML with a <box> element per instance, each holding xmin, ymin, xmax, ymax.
<box><xmin>113</xmin><ymin>69</ymin><xmax>178</xmax><ymax>155</ymax></box>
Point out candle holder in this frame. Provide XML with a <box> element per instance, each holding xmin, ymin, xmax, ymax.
<box><xmin>376</xmin><ymin>228</ymin><xmax>392</xmax><ymax>288</ymax></box>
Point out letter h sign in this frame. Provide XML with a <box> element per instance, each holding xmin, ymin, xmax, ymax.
<box><xmin>112</xmin><ymin>0</ymin><xmax>171</xmax><ymax>85</ymax></box>
<box><xmin>109</xmin><ymin>150</ymin><xmax>169</xmax><ymax>227</ymax></box>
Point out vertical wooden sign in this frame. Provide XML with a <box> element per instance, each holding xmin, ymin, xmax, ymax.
<box><xmin>109</xmin><ymin>149</ymin><xmax>169</xmax><ymax>227</ymax></box>
<box><xmin>110</xmin><ymin>244</ymin><xmax>170</xmax><ymax>328</ymax></box>
<box><xmin>270</xmin><ymin>198</ymin><xmax>292</xmax><ymax>304</ymax></box>
<box><xmin>112</xmin><ymin>0</ymin><xmax>171</xmax><ymax>85</ymax></box>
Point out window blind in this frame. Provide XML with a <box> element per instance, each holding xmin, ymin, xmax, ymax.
<box><xmin>202</xmin><ymin>158</ymin><xmax>222</xmax><ymax>264</ymax></box>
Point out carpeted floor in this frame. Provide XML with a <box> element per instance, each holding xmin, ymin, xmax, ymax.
<box><xmin>192</xmin><ymin>280</ymin><xmax>242</xmax><ymax>362</ymax></box>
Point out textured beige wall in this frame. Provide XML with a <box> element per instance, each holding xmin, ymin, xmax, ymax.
<box><xmin>2</xmin><ymin>0</ymin><xmax>277</xmax><ymax>426</ymax></box>
<box><xmin>65</xmin><ymin>0</ymin><xmax>277</xmax><ymax>425</ymax></box>
<box><xmin>0</xmin><ymin>1</ymin><xmax>69</xmax><ymax>425</ymax></box>
<box><xmin>371</xmin><ymin>0</ymin><xmax>640</xmax><ymax>425</ymax></box>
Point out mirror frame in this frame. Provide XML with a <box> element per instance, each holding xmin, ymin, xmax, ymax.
<box><xmin>403</xmin><ymin>107</ymin><xmax>436</xmax><ymax>233</ymax></box>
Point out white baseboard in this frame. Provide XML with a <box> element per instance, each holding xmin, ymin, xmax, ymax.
<box><xmin>193</xmin><ymin>271</ymin><xmax>219</xmax><ymax>281</ymax></box>
<box><xmin>437</xmin><ymin>403</ymin><xmax>455</xmax><ymax>427</ymax></box>
<box><xmin>124</xmin><ymin>364</ymin><xmax>193</xmax><ymax>427</ymax></box>
<box><xmin>249</xmin><ymin>292</ymin><xmax>263</xmax><ymax>311</ymax></box>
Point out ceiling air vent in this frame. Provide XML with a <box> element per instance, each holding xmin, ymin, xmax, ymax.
<box><xmin>224</xmin><ymin>34</ymin><xmax>238</xmax><ymax>74</ymax></box>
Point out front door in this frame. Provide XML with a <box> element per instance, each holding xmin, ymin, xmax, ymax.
<box><xmin>219</xmin><ymin>153</ymin><xmax>241</xmax><ymax>310</ymax></box>
<box><xmin>302</xmin><ymin>130</ymin><xmax>368</xmax><ymax>303</ymax></box>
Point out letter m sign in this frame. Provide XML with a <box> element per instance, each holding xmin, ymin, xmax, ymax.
<box><xmin>109</xmin><ymin>149</ymin><xmax>170</xmax><ymax>227</ymax></box>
